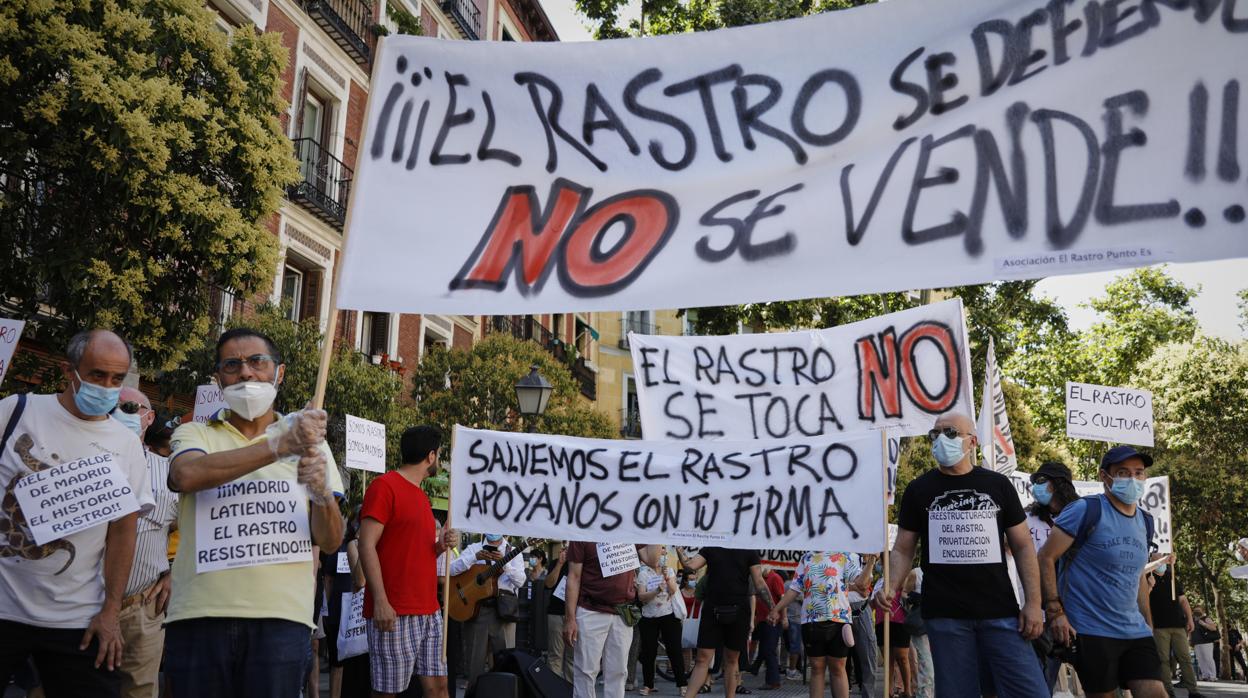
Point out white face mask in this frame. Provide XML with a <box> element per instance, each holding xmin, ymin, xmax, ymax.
<box><xmin>222</xmin><ymin>380</ymin><xmax>278</xmax><ymax>420</ymax></box>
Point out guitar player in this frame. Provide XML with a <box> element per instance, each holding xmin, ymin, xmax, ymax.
<box><xmin>449</xmin><ymin>534</ymin><xmax>527</xmax><ymax>685</ymax></box>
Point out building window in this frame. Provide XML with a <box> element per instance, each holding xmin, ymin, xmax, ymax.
<box><xmin>280</xmin><ymin>253</ymin><xmax>324</xmax><ymax>324</ymax></box>
<box><xmin>619</xmin><ymin>311</ymin><xmax>652</xmax><ymax>349</ymax></box>
<box><xmin>361</xmin><ymin>312</ymin><xmax>391</xmax><ymax>357</ymax></box>
<box><xmin>622</xmin><ymin>376</ymin><xmax>641</xmax><ymax>438</ymax></box>
<box><xmin>551</xmin><ymin>314</ymin><xmax>565</xmax><ymax>343</ymax></box>
<box><xmin>281</xmin><ymin>266</ymin><xmax>303</xmax><ymax>321</ymax></box>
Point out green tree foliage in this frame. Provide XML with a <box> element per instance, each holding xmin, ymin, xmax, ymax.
<box><xmin>1005</xmin><ymin>268</ymin><xmax>1198</xmax><ymax>473</ymax></box>
<box><xmin>409</xmin><ymin>335</ymin><xmax>616</xmax><ymax>461</ymax></box>
<box><xmin>1135</xmin><ymin>338</ymin><xmax>1248</xmax><ymax>674</ymax></box>
<box><xmin>156</xmin><ymin>305</ymin><xmax>418</xmax><ymax>505</ymax></box>
<box><xmin>1238</xmin><ymin>288</ymin><xmax>1248</xmax><ymax>332</ymax></box>
<box><xmin>574</xmin><ymin>0</ymin><xmax>873</xmax><ymax>39</ymax></box>
<box><xmin>0</xmin><ymin>0</ymin><xmax>296</xmax><ymax>371</ymax></box>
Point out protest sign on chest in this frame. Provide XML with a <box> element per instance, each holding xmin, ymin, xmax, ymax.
<box><xmin>927</xmin><ymin>491</ymin><xmax>1003</xmax><ymax>565</ymax></box>
<box><xmin>336</xmin><ymin>2</ymin><xmax>1248</xmax><ymax>318</ymax></box>
<box><xmin>337</xmin><ymin>551</ymin><xmax>351</xmax><ymax>574</ymax></box>
<box><xmin>194</xmin><ymin>479</ymin><xmax>312</xmax><ymax>573</ymax></box>
<box><xmin>14</xmin><ymin>453</ymin><xmax>141</xmax><ymax>545</ymax></box>
<box><xmin>1065</xmin><ymin>382</ymin><xmax>1154</xmax><ymax>447</ymax></box>
<box><xmin>597</xmin><ymin>542</ymin><xmax>640</xmax><ymax>577</ymax></box>
<box><xmin>450</xmin><ymin>425</ymin><xmax>887</xmax><ymax>553</ymax></box>
<box><xmin>629</xmin><ymin>299</ymin><xmax>974</xmax><ymax>442</ymax></box>
<box><xmin>192</xmin><ymin>384</ymin><xmax>227</xmax><ymax>424</ymax></box>
<box><xmin>338</xmin><ymin>591</ymin><xmax>369</xmax><ymax>660</ymax></box>
<box><xmin>345</xmin><ymin>415</ymin><xmax>386</xmax><ymax>473</ymax></box>
<box><xmin>0</xmin><ymin>319</ymin><xmax>25</xmax><ymax>387</ymax></box>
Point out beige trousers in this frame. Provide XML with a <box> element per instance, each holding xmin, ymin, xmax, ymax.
<box><xmin>118</xmin><ymin>593</ymin><xmax>166</xmax><ymax>698</ymax></box>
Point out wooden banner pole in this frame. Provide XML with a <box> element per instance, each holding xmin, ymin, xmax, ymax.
<box><xmin>442</xmin><ymin>429</ymin><xmax>456</xmax><ymax>662</ymax></box>
<box><xmin>1171</xmin><ymin>547</ymin><xmax>1177</xmax><ymax>602</ymax></box>
<box><xmin>881</xmin><ymin>429</ymin><xmax>891</xmax><ymax>698</ymax></box>
<box><xmin>310</xmin><ymin>37</ymin><xmax>385</xmax><ymax>411</ymax></box>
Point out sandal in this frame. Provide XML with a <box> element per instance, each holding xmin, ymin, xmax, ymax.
<box><xmin>699</xmin><ymin>684</ymin><xmax>712</xmax><ymax>694</ymax></box>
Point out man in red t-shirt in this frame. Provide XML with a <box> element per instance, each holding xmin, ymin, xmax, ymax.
<box><xmin>358</xmin><ymin>426</ymin><xmax>459</xmax><ymax>698</ymax></box>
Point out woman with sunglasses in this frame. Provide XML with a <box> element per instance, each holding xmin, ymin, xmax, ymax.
<box><xmin>1025</xmin><ymin>462</ymin><xmax>1078</xmax><ymax>552</ymax></box>
<box><xmin>1025</xmin><ymin>461</ymin><xmax>1078</xmax><ymax>693</ymax></box>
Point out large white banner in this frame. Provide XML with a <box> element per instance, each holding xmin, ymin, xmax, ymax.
<box><xmin>337</xmin><ymin>2</ymin><xmax>1248</xmax><ymax>316</ymax></box>
<box><xmin>978</xmin><ymin>337</ymin><xmax>1017</xmax><ymax>475</ymax></box>
<box><xmin>1065</xmin><ymin>381</ymin><xmax>1154</xmax><ymax>447</ymax></box>
<box><xmin>449</xmin><ymin>426</ymin><xmax>886</xmax><ymax>552</ymax></box>
<box><xmin>629</xmin><ymin>299</ymin><xmax>973</xmax><ymax>441</ymax></box>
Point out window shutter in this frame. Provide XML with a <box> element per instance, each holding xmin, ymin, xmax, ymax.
<box><xmin>370</xmin><ymin>313</ymin><xmax>390</xmax><ymax>355</ymax></box>
<box><xmin>301</xmin><ymin>269</ymin><xmax>322</xmax><ymax>322</ymax></box>
<box><xmin>293</xmin><ymin>68</ymin><xmax>309</xmax><ymax>139</ymax></box>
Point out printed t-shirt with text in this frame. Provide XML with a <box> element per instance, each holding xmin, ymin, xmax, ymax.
<box><xmin>0</xmin><ymin>394</ymin><xmax>154</xmax><ymax>628</ymax></box>
<box><xmin>788</xmin><ymin>552</ymin><xmax>860</xmax><ymax>625</ymax></box>
<box><xmin>165</xmin><ymin>412</ymin><xmax>344</xmax><ymax>629</ymax></box>
<box><xmin>1053</xmin><ymin>495</ymin><xmax>1152</xmax><ymax>640</ymax></box>
<box><xmin>702</xmin><ymin>547</ymin><xmax>761</xmax><ymax>606</ymax></box>
<box><xmin>567</xmin><ymin>541</ymin><xmax>642</xmax><ymax>613</ymax></box>
<box><xmin>898</xmin><ymin>467</ymin><xmax>1024</xmax><ymax>620</ymax></box>
<box><xmin>361</xmin><ymin>470</ymin><xmax>440</xmax><ymax>617</ymax></box>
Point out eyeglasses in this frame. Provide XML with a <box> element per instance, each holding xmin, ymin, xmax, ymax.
<box><xmin>217</xmin><ymin>354</ymin><xmax>277</xmax><ymax>374</ymax></box>
<box><xmin>928</xmin><ymin>427</ymin><xmax>970</xmax><ymax>440</ymax></box>
<box><xmin>117</xmin><ymin>401</ymin><xmax>152</xmax><ymax>415</ymax></box>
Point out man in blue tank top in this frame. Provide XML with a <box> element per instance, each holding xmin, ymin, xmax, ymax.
<box><xmin>1038</xmin><ymin>446</ymin><xmax>1164</xmax><ymax>698</ymax></box>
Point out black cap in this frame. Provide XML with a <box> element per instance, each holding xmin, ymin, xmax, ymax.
<box><xmin>1100</xmin><ymin>445</ymin><xmax>1153</xmax><ymax>470</ymax></box>
<box><xmin>1031</xmin><ymin>461</ymin><xmax>1073</xmax><ymax>483</ymax></box>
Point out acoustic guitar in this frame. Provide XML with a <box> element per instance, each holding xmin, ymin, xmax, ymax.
<box><xmin>446</xmin><ymin>538</ymin><xmax>541</xmax><ymax>622</ymax></box>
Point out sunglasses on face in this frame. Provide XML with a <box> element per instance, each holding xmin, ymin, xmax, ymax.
<box><xmin>928</xmin><ymin>427</ymin><xmax>969</xmax><ymax>440</ymax></box>
<box><xmin>117</xmin><ymin>401</ymin><xmax>151</xmax><ymax>415</ymax></box>
<box><xmin>1030</xmin><ymin>475</ymin><xmax>1050</xmax><ymax>485</ymax></box>
<box><xmin>217</xmin><ymin>354</ymin><xmax>277</xmax><ymax>374</ymax></box>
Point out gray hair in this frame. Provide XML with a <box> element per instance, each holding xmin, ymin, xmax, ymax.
<box><xmin>66</xmin><ymin>330</ymin><xmax>134</xmax><ymax>368</ymax></box>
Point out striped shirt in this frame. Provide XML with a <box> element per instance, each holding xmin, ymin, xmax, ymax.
<box><xmin>124</xmin><ymin>450</ymin><xmax>179</xmax><ymax>597</ymax></box>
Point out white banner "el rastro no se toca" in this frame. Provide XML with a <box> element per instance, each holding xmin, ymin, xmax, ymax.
<box><xmin>449</xmin><ymin>426</ymin><xmax>887</xmax><ymax>553</ymax></box>
<box><xmin>337</xmin><ymin>0</ymin><xmax>1248</xmax><ymax>316</ymax></box>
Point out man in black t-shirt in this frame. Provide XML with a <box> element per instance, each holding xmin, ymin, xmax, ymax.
<box><xmin>875</xmin><ymin>412</ymin><xmax>1047</xmax><ymax>698</ymax></box>
<box><xmin>1149</xmin><ymin>562</ymin><xmax>1202</xmax><ymax>697</ymax></box>
<box><xmin>678</xmin><ymin>547</ymin><xmax>770</xmax><ymax>698</ymax></box>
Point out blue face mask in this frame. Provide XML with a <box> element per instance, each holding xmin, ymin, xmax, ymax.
<box><xmin>1156</xmin><ymin>564</ymin><xmax>1168</xmax><ymax>576</ymax></box>
<box><xmin>931</xmin><ymin>434</ymin><xmax>965</xmax><ymax>468</ymax></box>
<box><xmin>1031</xmin><ymin>482</ymin><xmax>1053</xmax><ymax>506</ymax></box>
<box><xmin>73</xmin><ymin>371</ymin><xmax>121</xmax><ymax>416</ymax></box>
<box><xmin>114</xmin><ymin>410</ymin><xmax>144</xmax><ymax>437</ymax></box>
<box><xmin>1110</xmin><ymin>476</ymin><xmax>1146</xmax><ymax>505</ymax></box>
<box><xmin>484</xmin><ymin>534</ymin><xmax>503</xmax><ymax>543</ymax></box>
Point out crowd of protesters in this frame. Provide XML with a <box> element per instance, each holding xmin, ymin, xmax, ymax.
<box><xmin>0</xmin><ymin>329</ymin><xmax>1243</xmax><ymax>698</ymax></box>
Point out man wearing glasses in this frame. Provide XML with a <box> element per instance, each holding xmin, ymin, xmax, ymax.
<box><xmin>0</xmin><ymin>330</ymin><xmax>155</xmax><ymax>697</ymax></box>
<box><xmin>875</xmin><ymin>412</ymin><xmax>1048</xmax><ymax>698</ymax></box>
<box><xmin>112</xmin><ymin>387</ymin><xmax>180</xmax><ymax>698</ymax></box>
<box><xmin>165</xmin><ymin>328</ymin><xmax>344</xmax><ymax>698</ymax></box>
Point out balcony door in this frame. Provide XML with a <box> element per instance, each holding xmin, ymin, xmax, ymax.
<box><xmin>299</xmin><ymin>92</ymin><xmax>326</xmax><ymax>190</ymax></box>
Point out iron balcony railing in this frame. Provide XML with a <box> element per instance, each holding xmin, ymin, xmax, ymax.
<box><xmin>288</xmin><ymin>138</ymin><xmax>353</xmax><ymax>229</ymax></box>
<box><xmin>620</xmin><ymin>409</ymin><xmax>642</xmax><ymax>438</ymax></box>
<box><xmin>485</xmin><ymin>316</ymin><xmax>596</xmax><ymax>399</ymax></box>
<box><xmin>304</xmin><ymin>0</ymin><xmax>373</xmax><ymax>64</ymax></box>
<box><xmin>440</xmin><ymin>0</ymin><xmax>481</xmax><ymax>40</ymax></box>
<box><xmin>618</xmin><ymin>317</ymin><xmax>656</xmax><ymax>349</ymax></box>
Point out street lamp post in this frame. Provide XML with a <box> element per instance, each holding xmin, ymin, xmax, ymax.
<box><xmin>514</xmin><ymin>365</ymin><xmax>552</xmax><ymax>433</ymax></box>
